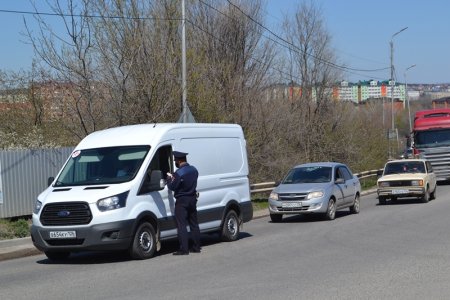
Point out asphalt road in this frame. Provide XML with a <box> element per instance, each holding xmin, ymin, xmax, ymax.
<box><xmin>2</xmin><ymin>185</ymin><xmax>450</xmax><ymax>299</ymax></box>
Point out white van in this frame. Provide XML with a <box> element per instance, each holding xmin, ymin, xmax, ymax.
<box><xmin>31</xmin><ymin>123</ymin><xmax>253</xmax><ymax>260</ymax></box>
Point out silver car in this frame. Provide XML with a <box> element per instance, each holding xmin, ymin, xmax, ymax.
<box><xmin>268</xmin><ymin>162</ymin><xmax>361</xmax><ymax>222</ymax></box>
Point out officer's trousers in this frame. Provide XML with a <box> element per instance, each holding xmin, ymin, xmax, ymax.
<box><xmin>174</xmin><ymin>196</ymin><xmax>201</xmax><ymax>252</ymax></box>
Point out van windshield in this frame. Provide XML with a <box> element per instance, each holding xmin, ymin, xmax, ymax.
<box><xmin>54</xmin><ymin>145</ymin><xmax>150</xmax><ymax>187</ymax></box>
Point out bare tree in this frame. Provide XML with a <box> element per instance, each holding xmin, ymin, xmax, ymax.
<box><xmin>188</xmin><ymin>0</ymin><xmax>275</xmax><ymax>126</ymax></box>
<box><xmin>25</xmin><ymin>0</ymin><xmax>105</xmax><ymax>139</ymax></box>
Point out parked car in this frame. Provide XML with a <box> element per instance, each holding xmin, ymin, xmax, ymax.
<box><xmin>377</xmin><ymin>159</ymin><xmax>437</xmax><ymax>204</ymax></box>
<box><xmin>268</xmin><ymin>162</ymin><xmax>361</xmax><ymax>222</ymax></box>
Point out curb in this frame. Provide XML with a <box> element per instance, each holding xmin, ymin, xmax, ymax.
<box><xmin>0</xmin><ymin>237</ymin><xmax>42</xmax><ymax>262</ymax></box>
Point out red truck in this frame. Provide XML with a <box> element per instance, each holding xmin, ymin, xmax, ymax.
<box><xmin>413</xmin><ymin>108</ymin><xmax>450</xmax><ymax>181</ymax></box>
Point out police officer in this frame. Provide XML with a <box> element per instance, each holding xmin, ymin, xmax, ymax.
<box><xmin>167</xmin><ymin>151</ymin><xmax>201</xmax><ymax>255</ymax></box>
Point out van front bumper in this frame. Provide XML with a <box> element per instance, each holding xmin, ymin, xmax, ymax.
<box><xmin>31</xmin><ymin>219</ymin><xmax>135</xmax><ymax>253</ymax></box>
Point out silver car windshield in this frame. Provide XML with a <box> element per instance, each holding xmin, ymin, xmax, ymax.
<box><xmin>282</xmin><ymin>166</ymin><xmax>332</xmax><ymax>184</ymax></box>
<box><xmin>54</xmin><ymin>145</ymin><xmax>150</xmax><ymax>187</ymax></box>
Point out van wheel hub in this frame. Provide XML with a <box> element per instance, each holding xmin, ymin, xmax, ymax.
<box><xmin>139</xmin><ymin>232</ymin><xmax>153</xmax><ymax>252</ymax></box>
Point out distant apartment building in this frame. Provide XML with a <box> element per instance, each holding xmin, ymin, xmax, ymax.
<box><xmin>334</xmin><ymin>80</ymin><xmax>406</xmax><ymax>103</ymax></box>
<box><xmin>265</xmin><ymin>80</ymin><xmax>406</xmax><ymax>104</ymax></box>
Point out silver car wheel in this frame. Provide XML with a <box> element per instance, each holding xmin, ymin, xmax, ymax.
<box><xmin>350</xmin><ymin>195</ymin><xmax>360</xmax><ymax>214</ymax></box>
<box><xmin>325</xmin><ymin>199</ymin><xmax>336</xmax><ymax>220</ymax></box>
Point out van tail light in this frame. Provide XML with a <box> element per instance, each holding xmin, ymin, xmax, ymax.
<box><xmin>413</xmin><ymin>148</ymin><xmax>421</xmax><ymax>158</ymax></box>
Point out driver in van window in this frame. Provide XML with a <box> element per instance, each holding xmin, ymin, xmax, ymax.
<box><xmin>117</xmin><ymin>161</ymin><xmax>133</xmax><ymax>177</ymax></box>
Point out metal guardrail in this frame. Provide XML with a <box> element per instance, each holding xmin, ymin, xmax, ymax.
<box><xmin>250</xmin><ymin>169</ymin><xmax>382</xmax><ymax>194</ymax></box>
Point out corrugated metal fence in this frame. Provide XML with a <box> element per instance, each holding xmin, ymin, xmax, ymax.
<box><xmin>0</xmin><ymin>147</ymin><xmax>73</xmax><ymax>218</ymax></box>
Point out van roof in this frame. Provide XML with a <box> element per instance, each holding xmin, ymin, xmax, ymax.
<box><xmin>75</xmin><ymin>123</ymin><xmax>242</xmax><ymax>150</ymax></box>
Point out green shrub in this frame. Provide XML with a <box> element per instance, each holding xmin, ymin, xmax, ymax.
<box><xmin>0</xmin><ymin>218</ymin><xmax>31</xmax><ymax>240</ymax></box>
<box><xmin>11</xmin><ymin>219</ymin><xmax>31</xmax><ymax>238</ymax></box>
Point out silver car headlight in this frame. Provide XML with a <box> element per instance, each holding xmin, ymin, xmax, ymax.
<box><xmin>269</xmin><ymin>192</ymin><xmax>279</xmax><ymax>201</ymax></box>
<box><xmin>307</xmin><ymin>191</ymin><xmax>324</xmax><ymax>199</ymax></box>
<box><xmin>34</xmin><ymin>200</ymin><xmax>42</xmax><ymax>214</ymax></box>
<box><xmin>97</xmin><ymin>191</ymin><xmax>129</xmax><ymax>212</ymax></box>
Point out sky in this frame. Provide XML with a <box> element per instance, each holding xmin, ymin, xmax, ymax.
<box><xmin>0</xmin><ymin>0</ymin><xmax>449</xmax><ymax>84</ymax></box>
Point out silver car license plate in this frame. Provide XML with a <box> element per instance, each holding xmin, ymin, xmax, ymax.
<box><xmin>49</xmin><ymin>231</ymin><xmax>76</xmax><ymax>239</ymax></box>
<box><xmin>282</xmin><ymin>202</ymin><xmax>302</xmax><ymax>208</ymax></box>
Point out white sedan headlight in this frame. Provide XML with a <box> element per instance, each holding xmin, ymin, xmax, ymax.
<box><xmin>307</xmin><ymin>191</ymin><xmax>324</xmax><ymax>199</ymax></box>
<box><xmin>379</xmin><ymin>181</ymin><xmax>390</xmax><ymax>187</ymax></box>
<box><xmin>411</xmin><ymin>180</ymin><xmax>424</xmax><ymax>186</ymax></box>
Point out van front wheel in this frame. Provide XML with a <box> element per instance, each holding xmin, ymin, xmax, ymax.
<box><xmin>221</xmin><ymin>210</ymin><xmax>240</xmax><ymax>242</ymax></box>
<box><xmin>129</xmin><ymin>222</ymin><xmax>156</xmax><ymax>260</ymax></box>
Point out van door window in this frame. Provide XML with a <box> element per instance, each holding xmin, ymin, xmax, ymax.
<box><xmin>139</xmin><ymin>145</ymin><xmax>172</xmax><ymax>194</ymax></box>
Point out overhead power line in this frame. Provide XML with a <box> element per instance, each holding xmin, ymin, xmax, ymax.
<box><xmin>224</xmin><ymin>0</ymin><xmax>390</xmax><ymax>74</ymax></box>
<box><xmin>185</xmin><ymin>18</ymin><xmax>301</xmax><ymax>83</ymax></box>
<box><xmin>0</xmin><ymin>8</ymin><xmax>181</xmax><ymax>21</ymax></box>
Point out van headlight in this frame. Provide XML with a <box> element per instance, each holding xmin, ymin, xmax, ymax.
<box><xmin>307</xmin><ymin>191</ymin><xmax>324</xmax><ymax>199</ymax></box>
<box><xmin>269</xmin><ymin>192</ymin><xmax>279</xmax><ymax>201</ymax></box>
<box><xmin>34</xmin><ymin>200</ymin><xmax>42</xmax><ymax>214</ymax></box>
<box><xmin>97</xmin><ymin>191</ymin><xmax>129</xmax><ymax>212</ymax></box>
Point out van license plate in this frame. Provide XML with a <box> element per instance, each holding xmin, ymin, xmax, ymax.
<box><xmin>49</xmin><ymin>231</ymin><xmax>76</xmax><ymax>239</ymax></box>
<box><xmin>282</xmin><ymin>202</ymin><xmax>302</xmax><ymax>208</ymax></box>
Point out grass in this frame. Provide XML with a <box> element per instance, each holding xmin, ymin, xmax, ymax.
<box><xmin>252</xmin><ymin>193</ymin><xmax>269</xmax><ymax>211</ymax></box>
<box><xmin>360</xmin><ymin>178</ymin><xmax>378</xmax><ymax>191</ymax></box>
<box><xmin>0</xmin><ymin>218</ymin><xmax>31</xmax><ymax>240</ymax></box>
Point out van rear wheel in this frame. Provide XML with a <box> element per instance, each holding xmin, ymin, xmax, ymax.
<box><xmin>129</xmin><ymin>222</ymin><xmax>156</xmax><ymax>260</ymax></box>
<box><xmin>221</xmin><ymin>210</ymin><xmax>240</xmax><ymax>242</ymax></box>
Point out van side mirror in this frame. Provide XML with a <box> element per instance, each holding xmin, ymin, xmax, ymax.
<box><xmin>148</xmin><ymin>170</ymin><xmax>165</xmax><ymax>191</ymax></box>
<box><xmin>47</xmin><ymin>177</ymin><xmax>55</xmax><ymax>187</ymax></box>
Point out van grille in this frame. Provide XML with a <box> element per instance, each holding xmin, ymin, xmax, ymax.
<box><xmin>40</xmin><ymin>202</ymin><xmax>92</xmax><ymax>226</ymax></box>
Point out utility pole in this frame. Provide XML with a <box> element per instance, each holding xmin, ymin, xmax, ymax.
<box><xmin>181</xmin><ymin>0</ymin><xmax>187</xmax><ymax>123</ymax></box>
<box><xmin>389</xmin><ymin>26</ymin><xmax>408</xmax><ymax>157</ymax></box>
<box><xmin>405</xmin><ymin>64</ymin><xmax>416</xmax><ymax>133</ymax></box>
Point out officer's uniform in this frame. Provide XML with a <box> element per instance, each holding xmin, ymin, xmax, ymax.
<box><xmin>167</xmin><ymin>151</ymin><xmax>201</xmax><ymax>255</ymax></box>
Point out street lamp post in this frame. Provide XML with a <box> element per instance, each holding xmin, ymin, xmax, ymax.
<box><xmin>389</xmin><ymin>26</ymin><xmax>408</xmax><ymax>158</ymax></box>
<box><xmin>405</xmin><ymin>64</ymin><xmax>416</xmax><ymax>133</ymax></box>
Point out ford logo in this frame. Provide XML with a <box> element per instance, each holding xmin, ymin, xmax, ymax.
<box><xmin>57</xmin><ymin>210</ymin><xmax>71</xmax><ymax>217</ymax></box>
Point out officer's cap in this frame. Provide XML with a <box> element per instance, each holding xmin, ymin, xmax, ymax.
<box><xmin>173</xmin><ymin>151</ymin><xmax>188</xmax><ymax>159</ymax></box>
